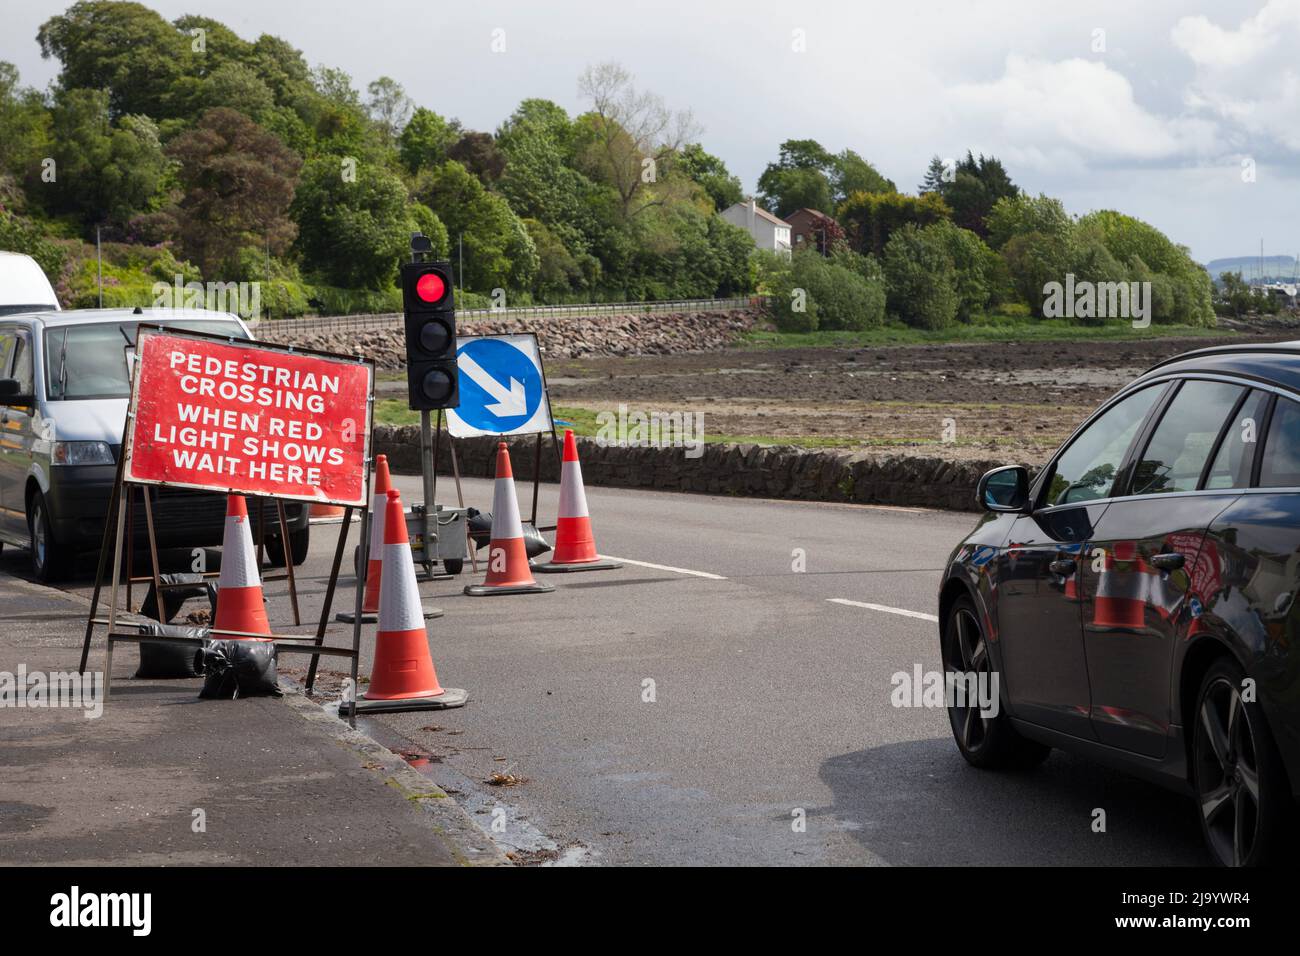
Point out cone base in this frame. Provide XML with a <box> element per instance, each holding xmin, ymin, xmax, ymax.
<box><xmin>532</xmin><ymin>558</ymin><xmax>623</xmax><ymax>573</ymax></box>
<box><xmin>342</xmin><ymin>687</ymin><xmax>468</xmax><ymax>715</ymax></box>
<box><xmin>336</xmin><ymin>605</ymin><xmax>443</xmax><ymax>624</ymax></box>
<box><xmin>464</xmin><ymin>581</ymin><xmax>555</xmax><ymax>596</ymax></box>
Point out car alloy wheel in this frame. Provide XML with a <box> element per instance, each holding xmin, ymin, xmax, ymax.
<box><xmin>944</xmin><ymin>604</ymin><xmax>993</xmax><ymax>754</ymax></box>
<box><xmin>1194</xmin><ymin>674</ymin><xmax>1263</xmax><ymax>866</ymax></box>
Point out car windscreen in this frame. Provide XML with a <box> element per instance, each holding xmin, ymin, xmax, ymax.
<box><xmin>44</xmin><ymin>319</ymin><xmax>248</xmax><ymax>401</ymax></box>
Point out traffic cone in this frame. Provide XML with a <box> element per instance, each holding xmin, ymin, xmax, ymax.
<box><xmin>214</xmin><ymin>495</ymin><xmax>271</xmax><ymax>639</ymax></box>
<box><xmin>535</xmin><ymin>430</ymin><xmax>621</xmax><ymax>573</ymax></box>
<box><xmin>362</xmin><ymin>455</ymin><xmax>393</xmax><ymax>614</ymax></box>
<box><xmin>348</xmin><ymin>489</ymin><xmax>465</xmax><ymax>714</ymax></box>
<box><xmin>464</xmin><ymin>443</ymin><xmax>554</xmax><ymax>596</ymax></box>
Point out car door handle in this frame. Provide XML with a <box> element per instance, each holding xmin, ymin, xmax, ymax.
<box><xmin>1151</xmin><ymin>552</ymin><xmax>1185</xmax><ymax>571</ymax></box>
<box><xmin>1049</xmin><ymin>558</ymin><xmax>1076</xmax><ymax>575</ymax></box>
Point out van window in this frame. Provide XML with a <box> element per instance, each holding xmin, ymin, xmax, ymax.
<box><xmin>1259</xmin><ymin>397</ymin><xmax>1300</xmax><ymax>488</ymax></box>
<box><xmin>10</xmin><ymin>332</ymin><xmax>33</xmax><ymax>392</ymax></box>
<box><xmin>44</xmin><ymin>319</ymin><xmax>246</xmax><ymax>401</ymax></box>
<box><xmin>1130</xmin><ymin>380</ymin><xmax>1244</xmax><ymax>496</ymax></box>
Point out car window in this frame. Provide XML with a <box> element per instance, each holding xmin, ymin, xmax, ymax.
<box><xmin>1259</xmin><ymin>397</ymin><xmax>1300</xmax><ymax>488</ymax></box>
<box><xmin>1130</xmin><ymin>380</ymin><xmax>1245</xmax><ymax>496</ymax></box>
<box><xmin>1205</xmin><ymin>389</ymin><xmax>1270</xmax><ymax>490</ymax></box>
<box><xmin>1044</xmin><ymin>384</ymin><xmax>1163</xmax><ymax>507</ymax></box>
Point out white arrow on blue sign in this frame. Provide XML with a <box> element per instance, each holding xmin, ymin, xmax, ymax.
<box><xmin>446</xmin><ymin>333</ymin><xmax>552</xmax><ymax>439</ymax></box>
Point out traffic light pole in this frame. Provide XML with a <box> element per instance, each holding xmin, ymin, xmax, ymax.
<box><xmin>420</xmin><ymin>408</ymin><xmax>435</xmax><ymax>571</ymax></box>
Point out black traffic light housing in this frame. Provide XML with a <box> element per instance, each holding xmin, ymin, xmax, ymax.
<box><xmin>401</xmin><ymin>238</ymin><xmax>458</xmax><ymax>410</ymax></box>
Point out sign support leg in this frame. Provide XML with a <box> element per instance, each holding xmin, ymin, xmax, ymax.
<box><xmin>306</xmin><ymin>505</ymin><xmax>352</xmax><ymax>694</ymax></box>
<box><xmin>275</xmin><ymin>498</ymin><xmax>301</xmax><ymax>625</ymax></box>
<box><xmin>103</xmin><ymin>476</ymin><xmax>129</xmax><ymax>697</ymax></box>
<box><xmin>80</xmin><ymin>450</ymin><xmax>126</xmax><ymax>673</ymax></box>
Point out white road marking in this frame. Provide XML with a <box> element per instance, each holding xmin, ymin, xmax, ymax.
<box><xmin>599</xmin><ymin>556</ymin><xmax>727</xmax><ymax>580</ymax></box>
<box><xmin>828</xmin><ymin>598</ymin><xmax>939</xmax><ymax>622</ymax></box>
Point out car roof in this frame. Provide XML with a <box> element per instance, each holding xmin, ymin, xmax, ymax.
<box><xmin>5</xmin><ymin>308</ymin><xmax>248</xmax><ymax>328</ymax></box>
<box><xmin>1139</xmin><ymin>340</ymin><xmax>1300</xmax><ymax>395</ymax></box>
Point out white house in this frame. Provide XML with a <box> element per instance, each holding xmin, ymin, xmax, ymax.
<box><xmin>721</xmin><ymin>199</ymin><xmax>792</xmax><ymax>257</ymax></box>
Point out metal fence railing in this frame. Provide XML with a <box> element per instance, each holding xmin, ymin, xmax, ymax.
<box><xmin>250</xmin><ymin>296</ymin><xmax>760</xmax><ymax>339</ymax></box>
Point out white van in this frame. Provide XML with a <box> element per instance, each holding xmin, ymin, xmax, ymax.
<box><xmin>0</xmin><ymin>252</ymin><xmax>60</xmax><ymax>316</ymax></box>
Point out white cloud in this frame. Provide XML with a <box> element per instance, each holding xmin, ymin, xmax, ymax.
<box><xmin>1172</xmin><ymin>1</ymin><xmax>1300</xmax><ymax>151</ymax></box>
<box><xmin>945</xmin><ymin>55</ymin><xmax>1218</xmax><ymax>171</ymax></box>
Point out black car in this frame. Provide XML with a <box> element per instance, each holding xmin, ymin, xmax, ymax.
<box><xmin>940</xmin><ymin>342</ymin><xmax>1300</xmax><ymax>866</ymax></box>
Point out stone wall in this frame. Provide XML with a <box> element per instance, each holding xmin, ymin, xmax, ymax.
<box><xmin>259</xmin><ymin>309</ymin><xmax>761</xmax><ymax>367</ymax></box>
<box><xmin>373</xmin><ymin>425</ymin><xmax>1004</xmax><ymax>512</ymax></box>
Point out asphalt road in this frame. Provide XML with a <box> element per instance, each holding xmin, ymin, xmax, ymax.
<box><xmin>3</xmin><ymin>475</ymin><xmax>1209</xmax><ymax>866</ymax></box>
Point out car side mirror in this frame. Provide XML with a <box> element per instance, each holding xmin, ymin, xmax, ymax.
<box><xmin>0</xmin><ymin>378</ymin><xmax>34</xmax><ymax>406</ymax></box>
<box><xmin>977</xmin><ymin>465</ymin><xmax>1030</xmax><ymax>513</ymax></box>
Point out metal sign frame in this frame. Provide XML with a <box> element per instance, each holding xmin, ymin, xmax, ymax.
<box><xmin>79</xmin><ymin>327</ymin><xmax>377</xmax><ymax>726</ymax></box>
<box><xmin>122</xmin><ymin>326</ymin><xmax>373</xmax><ymax>508</ymax></box>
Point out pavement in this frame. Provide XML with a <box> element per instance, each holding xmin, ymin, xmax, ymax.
<box><xmin>0</xmin><ymin>571</ymin><xmax>505</xmax><ymax>866</ymax></box>
<box><xmin>0</xmin><ymin>471</ymin><xmax>1211</xmax><ymax>866</ymax></box>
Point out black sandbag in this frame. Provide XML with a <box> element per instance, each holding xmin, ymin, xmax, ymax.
<box><xmin>134</xmin><ymin>622</ymin><xmax>208</xmax><ymax>679</ymax></box>
<box><xmin>196</xmin><ymin>640</ymin><xmax>282</xmax><ymax>699</ymax></box>
<box><xmin>139</xmin><ymin>572</ymin><xmax>209</xmax><ymax>623</ymax></box>
<box><xmin>466</xmin><ymin>507</ymin><xmax>552</xmax><ymax>558</ymax></box>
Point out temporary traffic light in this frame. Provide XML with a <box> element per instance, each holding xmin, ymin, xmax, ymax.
<box><xmin>401</xmin><ymin>256</ymin><xmax>458</xmax><ymax>410</ymax></box>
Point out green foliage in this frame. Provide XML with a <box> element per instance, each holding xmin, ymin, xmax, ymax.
<box><xmin>678</xmin><ymin>143</ymin><xmax>744</xmax><ymax>211</ymax></box>
<box><xmin>837</xmin><ymin>190</ymin><xmax>950</xmax><ymax>258</ymax></box>
<box><xmin>767</xmin><ymin>247</ymin><xmax>885</xmax><ymax>332</ymax></box>
<box><xmin>42</xmin><ymin>88</ymin><xmax>170</xmax><ymax>229</ymax></box>
<box><xmin>926</xmin><ymin>220</ymin><xmax>997</xmax><ymax>320</ymax></box>
<box><xmin>986</xmin><ymin>193</ymin><xmax>1072</xmax><ymax>250</ymax></box>
<box><xmin>399</xmin><ymin>107</ymin><xmax>458</xmax><ymax>172</ymax></box>
<box><xmin>0</xmin><ymin>210</ymin><xmax>67</xmax><ymax>285</ymax></box>
<box><xmin>292</xmin><ymin>155</ymin><xmax>418</xmax><ymax>289</ymax></box>
<box><xmin>883</xmin><ymin>223</ymin><xmax>960</xmax><ymax>330</ymax></box>
<box><xmin>924</xmin><ymin>151</ymin><xmax>1018</xmax><ymax>237</ymax></box>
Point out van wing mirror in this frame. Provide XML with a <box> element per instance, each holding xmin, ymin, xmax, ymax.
<box><xmin>977</xmin><ymin>465</ymin><xmax>1030</xmax><ymax>513</ymax></box>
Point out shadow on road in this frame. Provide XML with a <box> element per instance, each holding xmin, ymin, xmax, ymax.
<box><xmin>818</xmin><ymin>736</ymin><xmax>1207</xmax><ymax>866</ymax></box>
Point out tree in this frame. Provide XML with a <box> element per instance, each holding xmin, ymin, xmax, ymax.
<box><xmin>883</xmin><ymin>223</ymin><xmax>960</xmax><ymax>330</ymax></box>
<box><xmin>678</xmin><ymin>143</ymin><xmax>743</xmax><ymax>211</ymax></box>
<box><xmin>292</xmin><ymin>156</ymin><xmax>423</xmax><ymax>288</ymax></box>
<box><xmin>929</xmin><ymin>151</ymin><xmax>1018</xmax><ymax>236</ymax></box>
<box><xmin>37</xmin><ymin>1</ymin><xmax>192</xmax><ymax>118</ymax></box>
<box><xmin>767</xmin><ymin>247</ymin><xmax>885</xmax><ymax>332</ymax></box>
<box><xmin>575</xmin><ymin>61</ymin><xmax>700</xmax><ymax>220</ymax></box>
<box><xmin>44</xmin><ymin>88</ymin><xmax>170</xmax><ymax>230</ymax></box>
<box><xmin>837</xmin><ymin>190</ymin><xmax>950</xmax><ymax>258</ymax></box>
<box><xmin>757</xmin><ymin>139</ymin><xmax>835</xmax><ymax>217</ymax></box>
<box><xmin>0</xmin><ymin>63</ymin><xmax>52</xmax><ymax>198</ymax></box>
<box><xmin>986</xmin><ymin>193</ymin><xmax>1072</xmax><ymax>250</ymax></box>
<box><xmin>399</xmin><ymin>107</ymin><xmax>459</xmax><ymax>172</ymax></box>
<box><xmin>919</xmin><ymin>155</ymin><xmax>950</xmax><ymax>194</ymax></box>
<box><xmin>416</xmin><ymin>160</ymin><xmax>536</xmax><ymax>292</ymax></box>
<box><xmin>365</xmin><ymin>76</ymin><xmax>412</xmax><ymax>143</ymax></box>
<box><xmin>832</xmin><ymin>149</ymin><xmax>894</xmax><ymax>202</ymax></box>
<box><xmin>167</xmin><ymin>107</ymin><xmax>300</xmax><ymax>278</ymax></box>
<box><xmin>926</xmin><ymin>220</ymin><xmax>998</xmax><ymax>320</ymax></box>
<box><xmin>447</xmin><ymin>131</ymin><xmax>506</xmax><ymax>185</ymax></box>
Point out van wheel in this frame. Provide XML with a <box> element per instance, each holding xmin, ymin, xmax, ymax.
<box><xmin>265</xmin><ymin>526</ymin><xmax>310</xmax><ymax>567</ymax></box>
<box><xmin>28</xmin><ymin>491</ymin><xmax>73</xmax><ymax>583</ymax></box>
<box><xmin>442</xmin><ymin>558</ymin><xmax>464</xmax><ymax>576</ymax></box>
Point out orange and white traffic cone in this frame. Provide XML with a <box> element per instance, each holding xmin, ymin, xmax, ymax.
<box><xmin>1092</xmin><ymin>541</ymin><xmax>1146</xmax><ymax>630</ymax></box>
<box><xmin>535</xmin><ymin>430</ymin><xmax>621</xmax><ymax>573</ymax></box>
<box><xmin>337</xmin><ymin>455</ymin><xmax>393</xmax><ymax>624</ymax></box>
<box><xmin>214</xmin><ymin>494</ymin><xmax>271</xmax><ymax>639</ymax></box>
<box><xmin>464</xmin><ymin>443</ymin><xmax>554</xmax><ymax>596</ymax></box>
<box><xmin>349</xmin><ymin>488</ymin><xmax>465</xmax><ymax>714</ymax></box>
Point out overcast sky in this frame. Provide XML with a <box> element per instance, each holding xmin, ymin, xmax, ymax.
<box><xmin>3</xmin><ymin>0</ymin><xmax>1298</xmax><ymax>265</ymax></box>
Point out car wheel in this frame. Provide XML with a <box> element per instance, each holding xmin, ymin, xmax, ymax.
<box><xmin>28</xmin><ymin>490</ymin><xmax>73</xmax><ymax>583</ymax></box>
<box><xmin>942</xmin><ymin>595</ymin><xmax>1050</xmax><ymax>769</ymax></box>
<box><xmin>1191</xmin><ymin>659</ymin><xmax>1291</xmax><ymax>867</ymax></box>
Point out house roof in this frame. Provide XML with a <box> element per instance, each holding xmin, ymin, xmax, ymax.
<box><xmin>788</xmin><ymin>207</ymin><xmax>838</xmax><ymax>225</ymax></box>
<box><xmin>724</xmin><ymin>200</ymin><xmax>790</xmax><ymax>227</ymax></box>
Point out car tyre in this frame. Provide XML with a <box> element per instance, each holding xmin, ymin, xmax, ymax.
<box><xmin>942</xmin><ymin>594</ymin><xmax>1050</xmax><ymax>770</ymax></box>
<box><xmin>1191</xmin><ymin>658</ymin><xmax>1292</xmax><ymax>867</ymax></box>
<box><xmin>28</xmin><ymin>490</ymin><xmax>73</xmax><ymax>583</ymax></box>
<box><xmin>442</xmin><ymin>558</ymin><xmax>464</xmax><ymax>576</ymax></box>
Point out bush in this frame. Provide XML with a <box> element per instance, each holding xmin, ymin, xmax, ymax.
<box><xmin>926</xmin><ymin>220</ymin><xmax>996</xmax><ymax>321</ymax></box>
<box><xmin>765</xmin><ymin>249</ymin><xmax>885</xmax><ymax>332</ymax></box>
<box><xmin>882</xmin><ymin>223</ymin><xmax>960</xmax><ymax>330</ymax></box>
